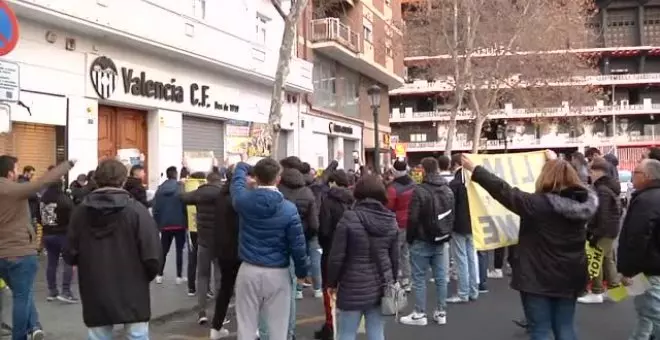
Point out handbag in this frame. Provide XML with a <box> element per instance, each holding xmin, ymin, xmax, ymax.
<box><xmin>359</xmin><ymin>212</ymin><xmax>407</xmax><ymax>317</ymax></box>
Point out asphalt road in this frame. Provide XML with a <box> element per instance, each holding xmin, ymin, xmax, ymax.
<box><xmin>151</xmin><ymin>277</ymin><xmax>638</xmax><ymax>340</ymax></box>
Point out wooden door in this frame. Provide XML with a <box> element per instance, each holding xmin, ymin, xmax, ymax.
<box><xmin>97</xmin><ymin>105</ymin><xmax>148</xmax><ymax>181</ymax></box>
<box><xmin>97</xmin><ymin>106</ymin><xmax>117</xmax><ymax>161</ymax></box>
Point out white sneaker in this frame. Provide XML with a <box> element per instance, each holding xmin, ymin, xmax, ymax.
<box><xmin>433</xmin><ymin>311</ymin><xmax>447</xmax><ymax>325</ymax></box>
<box><xmin>399</xmin><ymin>312</ymin><xmax>428</xmax><ymax>326</ymax></box>
<box><xmin>210</xmin><ymin>328</ymin><xmax>230</xmax><ymax>339</ymax></box>
<box><xmin>313</xmin><ymin>289</ymin><xmax>323</xmax><ymax>298</ymax></box>
<box><xmin>155</xmin><ymin>276</ymin><xmax>163</xmax><ymax>284</ymax></box>
<box><xmin>175</xmin><ymin>277</ymin><xmax>187</xmax><ymax>285</ymax></box>
<box><xmin>30</xmin><ymin>329</ymin><xmax>44</xmax><ymax>340</ymax></box>
<box><xmin>577</xmin><ymin>293</ymin><xmax>604</xmax><ymax>304</ymax></box>
<box><xmin>487</xmin><ymin>269</ymin><xmax>503</xmax><ymax>279</ymax></box>
<box><xmin>295</xmin><ymin>290</ymin><xmax>304</xmax><ymax>300</ymax></box>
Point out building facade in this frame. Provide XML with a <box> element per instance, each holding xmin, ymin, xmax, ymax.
<box><xmin>391</xmin><ymin>0</ymin><xmax>660</xmax><ymax>170</ymax></box>
<box><xmin>298</xmin><ymin>0</ymin><xmax>405</xmax><ymax>170</ymax></box>
<box><xmin>4</xmin><ymin>0</ymin><xmax>314</xmax><ymax>187</ymax></box>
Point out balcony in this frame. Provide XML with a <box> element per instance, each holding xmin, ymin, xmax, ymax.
<box><xmin>310</xmin><ymin>18</ymin><xmax>404</xmax><ymax>88</ymax></box>
<box><xmin>9</xmin><ymin>0</ymin><xmax>314</xmax><ymax>92</ymax></box>
<box><xmin>390</xmin><ymin>73</ymin><xmax>660</xmax><ymax>95</ymax></box>
<box><xmin>389</xmin><ymin>99</ymin><xmax>660</xmax><ymax>123</ymax></box>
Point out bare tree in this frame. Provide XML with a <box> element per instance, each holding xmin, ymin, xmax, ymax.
<box><xmin>404</xmin><ymin>0</ymin><xmax>599</xmax><ymax>153</ymax></box>
<box><xmin>251</xmin><ymin>0</ymin><xmax>309</xmax><ymax>158</ymax></box>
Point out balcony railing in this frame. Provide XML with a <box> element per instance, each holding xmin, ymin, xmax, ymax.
<box><xmin>310</xmin><ymin>18</ymin><xmax>362</xmax><ymax>54</ymax></box>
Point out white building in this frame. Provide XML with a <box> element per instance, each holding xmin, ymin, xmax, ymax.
<box><xmin>2</xmin><ymin>0</ymin><xmax>313</xmax><ymax>188</ymax></box>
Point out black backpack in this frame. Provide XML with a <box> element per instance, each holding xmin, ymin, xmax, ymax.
<box><xmin>417</xmin><ymin>183</ymin><xmax>454</xmax><ymax>244</ymax></box>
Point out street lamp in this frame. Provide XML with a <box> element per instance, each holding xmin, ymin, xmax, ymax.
<box><xmin>367</xmin><ymin>85</ymin><xmax>382</xmax><ymax>174</ymax></box>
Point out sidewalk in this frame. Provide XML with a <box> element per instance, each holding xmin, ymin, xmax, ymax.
<box><xmin>2</xmin><ymin>251</ymin><xmax>197</xmax><ymax>339</ymax></box>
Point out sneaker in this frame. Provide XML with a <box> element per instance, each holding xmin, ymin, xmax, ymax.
<box><xmin>313</xmin><ymin>289</ymin><xmax>323</xmax><ymax>298</ymax></box>
<box><xmin>210</xmin><ymin>328</ymin><xmax>230</xmax><ymax>339</ymax></box>
<box><xmin>224</xmin><ymin>318</ymin><xmax>231</xmax><ymax>325</ymax></box>
<box><xmin>30</xmin><ymin>329</ymin><xmax>45</xmax><ymax>340</ymax></box>
<box><xmin>198</xmin><ymin>312</ymin><xmax>208</xmax><ymax>325</ymax></box>
<box><xmin>432</xmin><ymin>311</ymin><xmax>447</xmax><ymax>325</ymax></box>
<box><xmin>155</xmin><ymin>276</ymin><xmax>163</xmax><ymax>284</ymax></box>
<box><xmin>478</xmin><ymin>284</ymin><xmax>489</xmax><ymax>293</ymax></box>
<box><xmin>314</xmin><ymin>324</ymin><xmax>334</xmax><ymax>340</ymax></box>
<box><xmin>176</xmin><ymin>277</ymin><xmax>187</xmax><ymax>285</ymax></box>
<box><xmin>403</xmin><ymin>284</ymin><xmax>412</xmax><ymax>293</ymax></box>
<box><xmin>46</xmin><ymin>292</ymin><xmax>58</xmax><ymax>302</ymax></box>
<box><xmin>577</xmin><ymin>293</ymin><xmax>604</xmax><ymax>304</ymax></box>
<box><xmin>295</xmin><ymin>290</ymin><xmax>304</xmax><ymax>300</ymax></box>
<box><xmin>302</xmin><ymin>278</ymin><xmax>312</xmax><ymax>288</ymax></box>
<box><xmin>207</xmin><ymin>291</ymin><xmax>215</xmax><ymax>299</ymax></box>
<box><xmin>1</xmin><ymin>323</ymin><xmax>11</xmax><ymax>337</ymax></box>
<box><xmin>57</xmin><ymin>293</ymin><xmax>79</xmax><ymax>304</ymax></box>
<box><xmin>399</xmin><ymin>312</ymin><xmax>428</xmax><ymax>326</ymax></box>
<box><xmin>447</xmin><ymin>296</ymin><xmax>469</xmax><ymax>304</ymax></box>
<box><xmin>487</xmin><ymin>269</ymin><xmax>503</xmax><ymax>279</ymax></box>
<box><xmin>187</xmin><ymin>288</ymin><xmax>196</xmax><ymax>296</ymax></box>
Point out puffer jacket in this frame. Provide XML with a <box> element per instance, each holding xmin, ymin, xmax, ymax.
<box><xmin>152</xmin><ymin>179</ymin><xmax>187</xmax><ymax>230</ymax></box>
<box><xmin>327</xmin><ymin>199</ymin><xmax>399</xmax><ymax>311</ymax></box>
<box><xmin>231</xmin><ymin>163</ymin><xmax>309</xmax><ymax>278</ymax></box>
<box><xmin>180</xmin><ymin>183</ymin><xmax>223</xmax><ymax>248</ymax></box>
<box><xmin>123</xmin><ymin>177</ymin><xmax>149</xmax><ymax>207</ymax></box>
<box><xmin>278</xmin><ymin>168</ymin><xmax>320</xmax><ymax>240</ymax></box>
<box><xmin>471</xmin><ymin>166</ymin><xmax>598</xmax><ymax>299</ymax></box>
<box><xmin>318</xmin><ymin>186</ymin><xmax>355</xmax><ymax>251</ymax></box>
<box><xmin>587</xmin><ymin>175</ymin><xmax>622</xmax><ymax>241</ymax></box>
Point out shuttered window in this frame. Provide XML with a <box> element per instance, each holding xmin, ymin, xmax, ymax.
<box><xmin>10</xmin><ymin>123</ymin><xmax>57</xmax><ymax>178</ymax></box>
<box><xmin>182</xmin><ymin>116</ymin><xmax>225</xmax><ymax>166</ymax></box>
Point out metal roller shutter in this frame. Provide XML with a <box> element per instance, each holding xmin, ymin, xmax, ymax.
<box><xmin>182</xmin><ymin>116</ymin><xmax>225</xmax><ymax>166</ymax></box>
<box><xmin>12</xmin><ymin>123</ymin><xmax>57</xmax><ymax>178</ymax></box>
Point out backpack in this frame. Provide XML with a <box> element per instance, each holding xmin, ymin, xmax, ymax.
<box><xmin>417</xmin><ymin>183</ymin><xmax>454</xmax><ymax>244</ymax></box>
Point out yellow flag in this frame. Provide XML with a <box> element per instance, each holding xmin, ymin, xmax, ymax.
<box><xmin>183</xmin><ymin>179</ymin><xmax>206</xmax><ymax>233</ymax></box>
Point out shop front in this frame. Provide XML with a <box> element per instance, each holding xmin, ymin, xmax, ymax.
<box><xmin>299</xmin><ymin>113</ymin><xmax>362</xmax><ymax>170</ymax></box>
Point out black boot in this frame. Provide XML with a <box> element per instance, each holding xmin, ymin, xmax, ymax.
<box><xmin>314</xmin><ymin>324</ymin><xmax>334</xmax><ymax>340</ymax></box>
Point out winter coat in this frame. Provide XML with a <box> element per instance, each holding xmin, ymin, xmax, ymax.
<box><xmin>214</xmin><ymin>182</ymin><xmax>240</xmax><ymax>261</ymax></box>
<box><xmin>181</xmin><ymin>183</ymin><xmax>223</xmax><ymax>248</ymax></box>
<box><xmin>18</xmin><ymin>175</ymin><xmax>40</xmax><ymax>222</ymax></box>
<box><xmin>40</xmin><ymin>183</ymin><xmax>74</xmax><ymax>235</ymax></box>
<box><xmin>69</xmin><ymin>180</ymin><xmax>86</xmax><ymax>205</ymax></box>
<box><xmin>278</xmin><ymin>168</ymin><xmax>320</xmax><ymax>240</ymax></box>
<box><xmin>123</xmin><ymin>177</ymin><xmax>149</xmax><ymax>207</ymax></box>
<box><xmin>152</xmin><ymin>179</ymin><xmax>187</xmax><ymax>230</ymax></box>
<box><xmin>471</xmin><ymin>166</ymin><xmax>598</xmax><ymax>299</ymax></box>
<box><xmin>231</xmin><ymin>162</ymin><xmax>309</xmax><ymax>278</ymax></box>
<box><xmin>449</xmin><ymin>170</ymin><xmax>472</xmax><ymax>235</ymax></box>
<box><xmin>327</xmin><ymin>199</ymin><xmax>399</xmax><ymax>311</ymax></box>
<box><xmin>603</xmin><ymin>153</ymin><xmax>620</xmax><ymax>180</ymax></box>
<box><xmin>587</xmin><ymin>176</ymin><xmax>622</xmax><ymax>241</ymax></box>
<box><xmin>64</xmin><ymin>188</ymin><xmax>161</xmax><ymax>327</ymax></box>
<box><xmin>318</xmin><ymin>186</ymin><xmax>355</xmax><ymax>251</ymax></box>
<box><xmin>618</xmin><ymin>181</ymin><xmax>660</xmax><ymax>277</ymax></box>
<box><xmin>407</xmin><ymin>173</ymin><xmax>454</xmax><ymax>244</ymax></box>
<box><xmin>386</xmin><ymin>176</ymin><xmax>415</xmax><ymax>229</ymax></box>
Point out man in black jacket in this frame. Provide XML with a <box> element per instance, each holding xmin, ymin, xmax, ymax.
<box><xmin>181</xmin><ymin>172</ymin><xmax>224</xmax><ymax>325</ymax></box>
<box><xmin>618</xmin><ymin>158</ymin><xmax>660</xmax><ymax>340</ymax></box>
<box><xmin>123</xmin><ymin>165</ymin><xmax>149</xmax><ymax>207</ymax></box>
<box><xmin>400</xmin><ymin>157</ymin><xmax>454</xmax><ymax>326</ymax></box>
<box><xmin>578</xmin><ymin>157</ymin><xmax>622</xmax><ymax>304</ymax></box>
<box><xmin>64</xmin><ymin>159</ymin><xmax>161</xmax><ymax>339</ymax></box>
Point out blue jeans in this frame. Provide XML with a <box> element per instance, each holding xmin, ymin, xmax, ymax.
<box><xmin>0</xmin><ymin>255</ymin><xmax>40</xmax><ymax>340</ymax></box>
<box><xmin>520</xmin><ymin>292</ymin><xmax>577</xmax><ymax>340</ymax></box>
<box><xmin>630</xmin><ymin>276</ymin><xmax>660</xmax><ymax>340</ymax></box>
<box><xmin>477</xmin><ymin>251</ymin><xmax>488</xmax><ymax>287</ymax></box>
<box><xmin>259</xmin><ymin>261</ymin><xmax>296</xmax><ymax>340</ymax></box>
<box><xmin>298</xmin><ymin>237</ymin><xmax>322</xmax><ymax>291</ymax></box>
<box><xmin>409</xmin><ymin>241</ymin><xmax>447</xmax><ymax>313</ymax></box>
<box><xmin>88</xmin><ymin>322</ymin><xmax>149</xmax><ymax>340</ymax></box>
<box><xmin>43</xmin><ymin>234</ymin><xmax>73</xmax><ymax>296</ymax></box>
<box><xmin>451</xmin><ymin>233</ymin><xmax>478</xmax><ymax>299</ymax></box>
<box><xmin>336</xmin><ymin>306</ymin><xmax>384</xmax><ymax>340</ymax></box>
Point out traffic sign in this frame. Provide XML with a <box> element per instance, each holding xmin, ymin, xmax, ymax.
<box><xmin>0</xmin><ymin>1</ymin><xmax>19</xmax><ymax>56</ymax></box>
<box><xmin>0</xmin><ymin>59</ymin><xmax>19</xmax><ymax>102</ymax></box>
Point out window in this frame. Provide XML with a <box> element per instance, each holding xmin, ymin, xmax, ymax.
<box><xmin>363</xmin><ymin>25</ymin><xmax>373</xmax><ymax>43</ymax></box>
<box><xmin>192</xmin><ymin>0</ymin><xmax>205</xmax><ymax>19</ymax></box>
<box><xmin>410</xmin><ymin>133</ymin><xmax>427</xmax><ymax>142</ymax></box>
<box><xmin>256</xmin><ymin>14</ymin><xmax>269</xmax><ymax>45</ymax></box>
<box><xmin>313</xmin><ymin>57</ymin><xmax>337</xmax><ymax>110</ymax></box>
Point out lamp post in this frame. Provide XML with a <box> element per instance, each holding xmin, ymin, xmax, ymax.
<box><xmin>367</xmin><ymin>85</ymin><xmax>382</xmax><ymax>174</ymax></box>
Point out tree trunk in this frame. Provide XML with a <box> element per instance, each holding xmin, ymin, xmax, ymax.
<box><xmin>470</xmin><ymin>115</ymin><xmax>486</xmax><ymax>154</ymax></box>
<box><xmin>260</xmin><ymin>0</ymin><xmax>309</xmax><ymax>159</ymax></box>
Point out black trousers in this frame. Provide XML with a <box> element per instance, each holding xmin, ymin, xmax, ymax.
<box><xmin>212</xmin><ymin>259</ymin><xmax>241</xmax><ymax>330</ymax></box>
<box><xmin>187</xmin><ymin>232</ymin><xmax>199</xmax><ymax>291</ymax></box>
<box><xmin>159</xmin><ymin>229</ymin><xmax>186</xmax><ymax>277</ymax></box>
<box><xmin>494</xmin><ymin>245</ymin><xmax>517</xmax><ymax>270</ymax></box>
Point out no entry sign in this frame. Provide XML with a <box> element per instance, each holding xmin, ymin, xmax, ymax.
<box><xmin>0</xmin><ymin>1</ymin><xmax>18</xmax><ymax>56</ymax></box>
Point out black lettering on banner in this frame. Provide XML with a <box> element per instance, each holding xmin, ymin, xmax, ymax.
<box><xmin>507</xmin><ymin>156</ymin><xmax>518</xmax><ymax>185</ymax></box>
<box><xmin>494</xmin><ymin>214</ymin><xmax>519</xmax><ymax>242</ymax></box>
<box><xmin>586</xmin><ymin>245</ymin><xmax>604</xmax><ymax>279</ymax></box>
<box><xmin>479</xmin><ymin>214</ymin><xmax>520</xmax><ymax>247</ymax></box>
<box><xmin>521</xmin><ymin>156</ymin><xmax>536</xmax><ymax>184</ymax></box>
<box><xmin>479</xmin><ymin>215</ymin><xmax>499</xmax><ymax>246</ymax></box>
<box><xmin>482</xmin><ymin>158</ymin><xmax>506</xmax><ymax>180</ymax></box>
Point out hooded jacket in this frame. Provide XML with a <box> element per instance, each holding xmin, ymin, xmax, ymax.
<box><xmin>63</xmin><ymin>188</ymin><xmax>161</xmax><ymax>327</ymax></box>
<box><xmin>327</xmin><ymin>199</ymin><xmax>399</xmax><ymax>311</ymax></box>
<box><xmin>123</xmin><ymin>176</ymin><xmax>149</xmax><ymax>207</ymax></box>
<box><xmin>40</xmin><ymin>182</ymin><xmax>74</xmax><ymax>235</ymax></box>
<box><xmin>386</xmin><ymin>175</ymin><xmax>416</xmax><ymax>229</ymax></box>
<box><xmin>318</xmin><ymin>186</ymin><xmax>355</xmax><ymax>251</ymax></box>
<box><xmin>181</xmin><ymin>183</ymin><xmax>223</xmax><ymax>248</ymax></box>
<box><xmin>588</xmin><ymin>175</ymin><xmax>622</xmax><ymax>241</ymax></box>
<box><xmin>231</xmin><ymin>163</ymin><xmax>309</xmax><ymax>278</ymax></box>
<box><xmin>471</xmin><ymin>166</ymin><xmax>598</xmax><ymax>298</ymax></box>
<box><xmin>152</xmin><ymin>179</ymin><xmax>187</xmax><ymax>230</ymax></box>
<box><xmin>278</xmin><ymin>168</ymin><xmax>320</xmax><ymax>240</ymax></box>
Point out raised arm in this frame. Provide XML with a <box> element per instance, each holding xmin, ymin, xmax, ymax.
<box><xmin>0</xmin><ymin>161</ymin><xmax>73</xmax><ymax>200</ymax></box>
<box><xmin>230</xmin><ymin>162</ymin><xmax>251</xmax><ymax>211</ymax></box>
<box><xmin>471</xmin><ymin>166</ymin><xmax>544</xmax><ymax>217</ymax></box>
<box><xmin>286</xmin><ymin>206</ymin><xmax>310</xmax><ymax>279</ymax></box>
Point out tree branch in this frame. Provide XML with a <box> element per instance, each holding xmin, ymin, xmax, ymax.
<box><xmin>271</xmin><ymin>0</ymin><xmax>287</xmax><ymax>20</ymax></box>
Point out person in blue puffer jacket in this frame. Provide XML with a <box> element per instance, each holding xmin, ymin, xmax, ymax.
<box><xmin>231</xmin><ymin>158</ymin><xmax>309</xmax><ymax>340</ymax></box>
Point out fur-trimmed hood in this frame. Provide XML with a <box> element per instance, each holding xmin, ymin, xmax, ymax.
<box><xmin>545</xmin><ymin>186</ymin><xmax>598</xmax><ymax>222</ymax></box>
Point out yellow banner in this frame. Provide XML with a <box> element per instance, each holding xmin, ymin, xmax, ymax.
<box><xmin>586</xmin><ymin>243</ymin><xmax>604</xmax><ymax>280</ymax></box>
<box><xmin>183</xmin><ymin>179</ymin><xmax>206</xmax><ymax>233</ymax></box>
<box><xmin>465</xmin><ymin>151</ymin><xmax>546</xmax><ymax>251</ymax></box>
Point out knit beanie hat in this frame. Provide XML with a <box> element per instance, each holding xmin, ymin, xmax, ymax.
<box><xmin>392</xmin><ymin>159</ymin><xmax>408</xmax><ymax>178</ymax></box>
